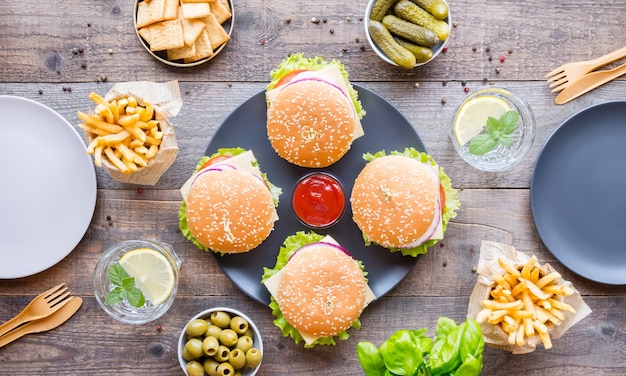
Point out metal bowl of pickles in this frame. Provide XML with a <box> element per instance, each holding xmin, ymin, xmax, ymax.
<box><xmin>178</xmin><ymin>307</ymin><xmax>263</xmax><ymax>376</ymax></box>
<box><xmin>364</xmin><ymin>0</ymin><xmax>451</xmax><ymax>68</ymax></box>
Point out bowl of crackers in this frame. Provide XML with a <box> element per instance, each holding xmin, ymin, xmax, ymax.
<box><xmin>134</xmin><ymin>0</ymin><xmax>234</xmax><ymax>67</ymax></box>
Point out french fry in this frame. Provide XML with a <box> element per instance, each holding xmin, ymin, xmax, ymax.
<box><xmin>80</xmin><ymin>92</ymin><xmax>162</xmax><ymax>173</ymax></box>
<box><xmin>479</xmin><ymin>256</ymin><xmax>577</xmax><ymax>350</ymax></box>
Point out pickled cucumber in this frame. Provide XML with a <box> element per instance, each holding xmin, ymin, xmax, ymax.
<box><xmin>382</xmin><ymin>15</ymin><xmax>439</xmax><ymax>47</ymax></box>
<box><xmin>409</xmin><ymin>0</ymin><xmax>448</xmax><ymax>20</ymax></box>
<box><xmin>394</xmin><ymin>0</ymin><xmax>450</xmax><ymax>41</ymax></box>
<box><xmin>369</xmin><ymin>0</ymin><xmax>397</xmax><ymax>22</ymax></box>
<box><xmin>393</xmin><ymin>37</ymin><xmax>433</xmax><ymax>63</ymax></box>
<box><xmin>368</xmin><ymin>20</ymin><xmax>416</xmax><ymax>69</ymax></box>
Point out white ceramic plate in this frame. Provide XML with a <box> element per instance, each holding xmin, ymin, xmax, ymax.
<box><xmin>0</xmin><ymin>96</ymin><xmax>97</xmax><ymax>278</ymax></box>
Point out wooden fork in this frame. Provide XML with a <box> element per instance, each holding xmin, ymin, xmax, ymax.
<box><xmin>546</xmin><ymin>46</ymin><xmax>626</xmax><ymax>93</ymax></box>
<box><xmin>0</xmin><ymin>283</ymin><xmax>72</xmax><ymax>337</ymax></box>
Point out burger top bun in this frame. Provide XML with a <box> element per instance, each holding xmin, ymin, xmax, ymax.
<box><xmin>185</xmin><ymin>169</ymin><xmax>275</xmax><ymax>253</ymax></box>
<box><xmin>351</xmin><ymin>155</ymin><xmax>441</xmax><ymax>249</ymax></box>
<box><xmin>266</xmin><ymin>79</ymin><xmax>358</xmax><ymax>168</ymax></box>
<box><xmin>277</xmin><ymin>242</ymin><xmax>367</xmax><ymax>337</ymax></box>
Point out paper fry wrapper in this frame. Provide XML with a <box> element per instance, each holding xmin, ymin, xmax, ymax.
<box><xmin>100</xmin><ymin>80</ymin><xmax>182</xmax><ymax>185</ymax></box>
<box><xmin>467</xmin><ymin>240</ymin><xmax>592</xmax><ymax>354</ymax></box>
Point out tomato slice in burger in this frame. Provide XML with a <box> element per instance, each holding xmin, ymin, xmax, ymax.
<box><xmin>274</xmin><ymin>69</ymin><xmax>307</xmax><ymax>88</ymax></box>
<box><xmin>199</xmin><ymin>155</ymin><xmax>231</xmax><ymax>170</ymax></box>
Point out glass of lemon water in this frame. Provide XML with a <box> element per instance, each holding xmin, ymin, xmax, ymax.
<box><xmin>94</xmin><ymin>239</ymin><xmax>181</xmax><ymax>324</ymax></box>
<box><xmin>451</xmin><ymin>86</ymin><xmax>535</xmax><ymax>172</ymax></box>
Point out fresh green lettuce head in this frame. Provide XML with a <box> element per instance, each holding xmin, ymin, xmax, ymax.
<box><xmin>261</xmin><ymin>231</ymin><xmax>365</xmax><ymax>347</ymax></box>
<box><xmin>179</xmin><ymin>147</ymin><xmax>282</xmax><ymax>253</ymax></box>
<box><xmin>266</xmin><ymin>52</ymin><xmax>366</xmax><ymax>120</ymax></box>
<box><xmin>360</xmin><ymin>147</ymin><xmax>460</xmax><ymax>257</ymax></box>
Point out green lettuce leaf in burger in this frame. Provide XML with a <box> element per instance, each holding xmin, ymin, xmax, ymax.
<box><xmin>179</xmin><ymin>147</ymin><xmax>282</xmax><ymax>254</ymax></box>
<box><xmin>265</xmin><ymin>53</ymin><xmax>367</xmax><ymax>168</ymax></box>
<box><xmin>350</xmin><ymin>147</ymin><xmax>460</xmax><ymax>257</ymax></box>
<box><xmin>262</xmin><ymin>231</ymin><xmax>375</xmax><ymax>347</ymax></box>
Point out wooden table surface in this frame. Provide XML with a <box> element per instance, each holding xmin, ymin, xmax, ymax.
<box><xmin>1</xmin><ymin>0</ymin><xmax>625</xmax><ymax>374</ymax></box>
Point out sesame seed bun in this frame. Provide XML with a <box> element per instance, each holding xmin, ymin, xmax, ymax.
<box><xmin>350</xmin><ymin>155</ymin><xmax>441</xmax><ymax>249</ymax></box>
<box><xmin>266</xmin><ymin>79</ymin><xmax>357</xmax><ymax>168</ymax></box>
<box><xmin>277</xmin><ymin>242</ymin><xmax>367</xmax><ymax>337</ymax></box>
<box><xmin>185</xmin><ymin>169</ymin><xmax>275</xmax><ymax>253</ymax></box>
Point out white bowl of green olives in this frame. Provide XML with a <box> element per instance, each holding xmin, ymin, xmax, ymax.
<box><xmin>178</xmin><ymin>307</ymin><xmax>263</xmax><ymax>376</ymax></box>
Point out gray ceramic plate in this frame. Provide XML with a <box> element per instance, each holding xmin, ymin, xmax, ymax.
<box><xmin>206</xmin><ymin>85</ymin><xmax>426</xmax><ymax>304</ymax></box>
<box><xmin>531</xmin><ymin>101</ymin><xmax>626</xmax><ymax>285</ymax></box>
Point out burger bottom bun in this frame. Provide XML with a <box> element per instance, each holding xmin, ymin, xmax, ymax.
<box><xmin>351</xmin><ymin>155</ymin><xmax>440</xmax><ymax>249</ymax></box>
<box><xmin>185</xmin><ymin>170</ymin><xmax>275</xmax><ymax>253</ymax></box>
<box><xmin>277</xmin><ymin>243</ymin><xmax>366</xmax><ymax>337</ymax></box>
<box><xmin>266</xmin><ymin>80</ymin><xmax>357</xmax><ymax>168</ymax></box>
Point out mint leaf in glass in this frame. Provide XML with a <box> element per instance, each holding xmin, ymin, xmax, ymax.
<box><xmin>469</xmin><ymin>110</ymin><xmax>519</xmax><ymax>156</ymax></box>
<box><xmin>105</xmin><ymin>264</ymin><xmax>145</xmax><ymax>308</ymax></box>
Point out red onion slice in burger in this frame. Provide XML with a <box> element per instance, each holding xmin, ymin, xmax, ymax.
<box><xmin>287</xmin><ymin>241</ymin><xmax>352</xmax><ymax>261</ymax></box>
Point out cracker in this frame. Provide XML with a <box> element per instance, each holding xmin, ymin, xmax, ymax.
<box><xmin>167</xmin><ymin>42</ymin><xmax>197</xmax><ymax>61</ymax></box>
<box><xmin>163</xmin><ymin>0</ymin><xmax>179</xmax><ymax>20</ymax></box>
<box><xmin>137</xmin><ymin>27</ymin><xmax>152</xmax><ymax>44</ymax></box>
<box><xmin>136</xmin><ymin>0</ymin><xmax>165</xmax><ymax>28</ymax></box>
<box><xmin>180</xmin><ymin>0</ymin><xmax>214</xmax><ymax>3</ymax></box>
<box><xmin>217</xmin><ymin>0</ymin><xmax>230</xmax><ymax>12</ymax></box>
<box><xmin>184</xmin><ymin>28</ymin><xmax>214</xmax><ymax>63</ymax></box>
<box><xmin>181</xmin><ymin>2</ymin><xmax>211</xmax><ymax>19</ymax></box>
<box><xmin>202</xmin><ymin>13</ymin><xmax>230</xmax><ymax>49</ymax></box>
<box><xmin>182</xmin><ymin>16</ymin><xmax>206</xmax><ymax>46</ymax></box>
<box><xmin>147</xmin><ymin>19</ymin><xmax>185</xmax><ymax>51</ymax></box>
<box><xmin>209</xmin><ymin>0</ymin><xmax>231</xmax><ymax>23</ymax></box>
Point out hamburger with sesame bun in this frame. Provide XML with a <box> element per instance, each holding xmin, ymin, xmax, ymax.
<box><xmin>265</xmin><ymin>53</ymin><xmax>366</xmax><ymax>168</ymax></box>
<box><xmin>179</xmin><ymin>148</ymin><xmax>282</xmax><ymax>254</ymax></box>
<box><xmin>350</xmin><ymin>148</ymin><xmax>460</xmax><ymax>257</ymax></box>
<box><xmin>261</xmin><ymin>231</ymin><xmax>375</xmax><ymax>347</ymax></box>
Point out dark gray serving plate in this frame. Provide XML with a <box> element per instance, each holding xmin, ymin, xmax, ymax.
<box><xmin>206</xmin><ymin>85</ymin><xmax>426</xmax><ymax>304</ymax></box>
<box><xmin>531</xmin><ymin>101</ymin><xmax>626</xmax><ymax>285</ymax></box>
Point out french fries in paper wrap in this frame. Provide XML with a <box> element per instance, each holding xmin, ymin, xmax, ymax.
<box><xmin>85</xmin><ymin>81</ymin><xmax>182</xmax><ymax>185</ymax></box>
<box><xmin>467</xmin><ymin>240</ymin><xmax>591</xmax><ymax>354</ymax></box>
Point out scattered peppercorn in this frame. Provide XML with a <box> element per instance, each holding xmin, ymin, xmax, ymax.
<box><xmin>81</xmin><ymin>63</ymin><xmax>87</xmax><ymax>69</ymax></box>
<box><xmin>108</xmin><ymin>49</ymin><xmax>113</xmax><ymax>54</ymax></box>
<box><xmin>508</xmin><ymin>49</ymin><xmax>513</xmax><ymax>54</ymax></box>
<box><xmin>471</xmin><ymin>265</ymin><xmax>477</xmax><ymax>273</ymax></box>
<box><xmin>439</xmin><ymin>242</ymin><xmax>445</xmax><ymax>248</ymax></box>
<box><xmin>483</xmin><ymin>77</ymin><xmax>488</xmax><ymax>83</ymax></box>
<box><xmin>346</xmin><ymin>17</ymin><xmax>351</xmax><ymax>22</ymax></box>
<box><xmin>38</xmin><ymin>89</ymin><xmax>43</xmax><ymax>95</ymax></box>
<box><xmin>322</xmin><ymin>18</ymin><xmax>327</xmax><ymax>23</ymax></box>
<box><xmin>106</xmin><ymin>215</ymin><xmax>111</xmax><ymax>221</ymax></box>
<box><xmin>485</xmin><ymin>47</ymin><xmax>490</xmax><ymax>52</ymax></box>
<box><xmin>285</xmin><ymin>18</ymin><xmax>292</xmax><ymax>24</ymax></box>
<box><xmin>156</xmin><ymin>324</ymin><xmax>162</xmax><ymax>332</ymax></box>
<box><xmin>359</xmin><ymin>17</ymin><xmax>363</xmax><ymax>21</ymax></box>
<box><xmin>442</xmin><ymin>80</ymin><xmax>447</xmax><ymax>86</ymax></box>
<box><xmin>472</xmin><ymin>46</ymin><xmax>477</xmax><ymax>52</ymax></box>
<box><xmin>137</xmin><ymin>188</ymin><xmax>144</xmax><ymax>195</ymax></box>
<box><xmin>461</xmin><ymin>80</ymin><xmax>467</xmax><ymax>86</ymax></box>
<box><xmin>259</xmin><ymin>38</ymin><xmax>265</xmax><ymax>45</ymax></box>
<box><xmin>185</xmin><ymin>90</ymin><xmax>190</xmax><ymax>95</ymax></box>
<box><xmin>464</xmin><ymin>87</ymin><xmax>470</xmax><ymax>93</ymax></box>
<box><xmin>499</xmin><ymin>55</ymin><xmax>505</xmax><ymax>63</ymax></box>
<box><xmin>341</xmin><ymin>47</ymin><xmax>348</xmax><ymax>53</ymax></box>
<box><xmin>441</xmin><ymin>98</ymin><xmax>447</xmax><ymax>105</ymax></box>
<box><xmin>227</xmin><ymin>83</ymin><xmax>232</xmax><ymax>88</ymax></box>
<box><xmin>452</xmin><ymin>22</ymin><xmax>458</xmax><ymax>27</ymax></box>
<box><xmin>495</xmin><ymin>68</ymin><xmax>500</xmax><ymax>74</ymax></box>
<box><xmin>311</xmin><ymin>17</ymin><xmax>320</xmax><ymax>24</ymax></box>
<box><xmin>330</xmin><ymin>29</ymin><xmax>334</xmax><ymax>34</ymax></box>
<box><xmin>442</xmin><ymin>46</ymin><xmax>448</xmax><ymax>53</ymax></box>
<box><xmin>488</xmin><ymin>55</ymin><xmax>492</xmax><ymax>62</ymax></box>
<box><xmin>442</xmin><ymin>261</ymin><xmax>447</xmax><ymax>267</ymax></box>
<box><xmin>360</xmin><ymin>45</ymin><xmax>365</xmax><ymax>51</ymax></box>
<box><xmin>100</xmin><ymin>75</ymin><xmax>107</xmax><ymax>82</ymax></box>
<box><xmin>414</xmin><ymin>82</ymin><xmax>420</xmax><ymax>88</ymax></box>
<box><xmin>355</xmin><ymin>38</ymin><xmax>360</xmax><ymax>43</ymax></box>
<box><xmin>72</xmin><ymin>47</ymin><xmax>79</xmax><ymax>55</ymax></box>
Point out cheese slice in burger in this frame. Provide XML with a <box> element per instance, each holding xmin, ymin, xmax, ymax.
<box><xmin>179</xmin><ymin>148</ymin><xmax>282</xmax><ymax>254</ymax></box>
<box><xmin>350</xmin><ymin>148</ymin><xmax>460</xmax><ymax>257</ymax></box>
<box><xmin>262</xmin><ymin>232</ymin><xmax>375</xmax><ymax>347</ymax></box>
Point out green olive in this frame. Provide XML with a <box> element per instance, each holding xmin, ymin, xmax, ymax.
<box><xmin>217</xmin><ymin>361</ymin><xmax>235</xmax><ymax>376</ymax></box>
<box><xmin>233</xmin><ymin>371</ymin><xmax>242</xmax><ymax>376</ymax></box>
<box><xmin>181</xmin><ymin>347</ymin><xmax>195</xmax><ymax>362</ymax></box>
<box><xmin>203</xmin><ymin>358</ymin><xmax>220</xmax><ymax>376</ymax></box>
<box><xmin>242</xmin><ymin>328</ymin><xmax>254</xmax><ymax>338</ymax></box>
<box><xmin>210</xmin><ymin>311</ymin><xmax>231</xmax><ymax>328</ymax></box>
<box><xmin>184</xmin><ymin>338</ymin><xmax>204</xmax><ymax>360</ymax></box>
<box><xmin>245</xmin><ymin>347</ymin><xmax>262</xmax><ymax>368</ymax></box>
<box><xmin>229</xmin><ymin>316</ymin><xmax>249</xmax><ymax>335</ymax></box>
<box><xmin>218</xmin><ymin>329</ymin><xmax>238</xmax><ymax>347</ymax></box>
<box><xmin>186</xmin><ymin>319</ymin><xmax>209</xmax><ymax>338</ymax></box>
<box><xmin>214</xmin><ymin>345</ymin><xmax>230</xmax><ymax>363</ymax></box>
<box><xmin>186</xmin><ymin>360</ymin><xmax>205</xmax><ymax>376</ymax></box>
<box><xmin>228</xmin><ymin>348</ymin><xmax>246</xmax><ymax>370</ymax></box>
<box><xmin>205</xmin><ymin>324</ymin><xmax>223</xmax><ymax>339</ymax></box>
<box><xmin>202</xmin><ymin>335</ymin><xmax>220</xmax><ymax>357</ymax></box>
<box><xmin>235</xmin><ymin>335</ymin><xmax>253</xmax><ymax>353</ymax></box>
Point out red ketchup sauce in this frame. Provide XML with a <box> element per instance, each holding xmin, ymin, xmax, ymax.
<box><xmin>292</xmin><ymin>173</ymin><xmax>345</xmax><ymax>228</ymax></box>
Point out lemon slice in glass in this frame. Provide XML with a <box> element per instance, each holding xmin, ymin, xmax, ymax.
<box><xmin>454</xmin><ymin>95</ymin><xmax>511</xmax><ymax>146</ymax></box>
<box><xmin>119</xmin><ymin>247</ymin><xmax>175</xmax><ymax>306</ymax></box>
